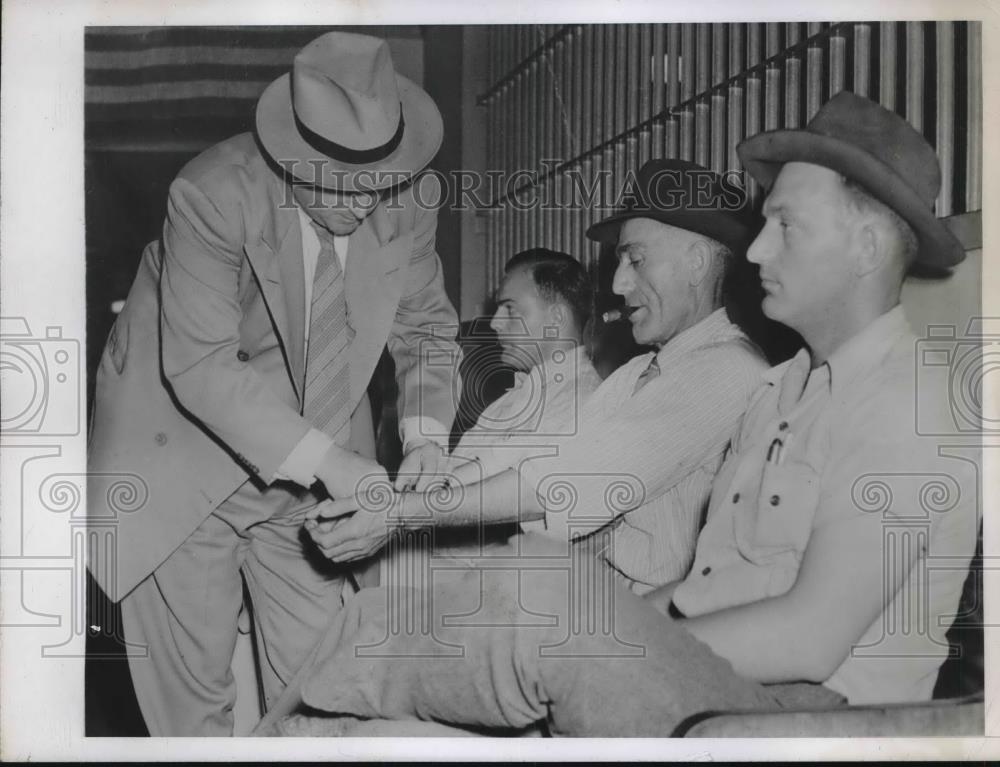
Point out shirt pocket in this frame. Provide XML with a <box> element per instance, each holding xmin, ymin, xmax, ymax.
<box><xmin>743</xmin><ymin>458</ymin><xmax>820</xmax><ymax>561</ymax></box>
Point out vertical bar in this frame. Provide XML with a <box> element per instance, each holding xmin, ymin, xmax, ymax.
<box><xmin>967</xmin><ymin>22</ymin><xmax>982</xmax><ymax>210</ymax></box>
<box><xmin>680</xmin><ymin>24</ymin><xmax>695</xmax><ymax>161</ymax></box>
<box><xmin>711</xmin><ymin>92</ymin><xmax>726</xmax><ymax>174</ymax></box>
<box><xmin>880</xmin><ymin>22</ymin><xmax>897</xmax><ymax>110</ymax></box>
<box><xmin>806</xmin><ymin>31</ymin><xmax>823</xmax><ymax>120</ymax></box>
<box><xmin>905</xmin><ymin>21</ymin><xmax>925</xmax><ymax>133</ymax></box>
<box><xmin>616</xmin><ymin>25</ymin><xmax>628</xmax><ymax>138</ymax></box>
<box><xmin>570</xmin><ymin>26</ymin><xmax>583</xmax><ymax>161</ymax></box>
<box><xmin>695</xmin><ymin>23</ymin><xmax>711</xmax><ymax>168</ymax></box>
<box><xmin>746</xmin><ymin>23</ymin><xmax>763</xmax><ymax>136</ymax></box>
<box><xmin>555</xmin><ymin>36</ymin><xmax>567</xmax><ymax>165</ymax></box>
<box><xmin>935</xmin><ymin>21</ymin><xmax>955</xmax><ymax>216</ymax></box>
<box><xmin>602</xmin><ymin>25</ymin><xmax>616</xmax><ymax>226</ymax></box>
<box><xmin>649</xmin><ymin>24</ymin><xmax>674</xmax><ymax>157</ymax></box>
<box><xmin>602</xmin><ymin>26</ymin><xmax>615</xmax><ymax>146</ymax></box>
<box><xmin>710</xmin><ymin>25</ymin><xmax>728</xmax><ymax>173</ymax></box>
<box><xmin>581</xmin><ymin>25</ymin><xmax>593</xmax><ymax>155</ymax></box>
<box><xmin>639</xmin><ymin>24</ymin><xmax>653</xmax><ymax>165</ymax></box>
<box><xmin>748</xmin><ymin>69</ymin><xmax>761</xmax><ymax>201</ymax></box>
<box><xmin>713</xmin><ymin>24</ymin><xmax>727</xmax><ymax>83</ymax></box>
<box><xmin>764</xmin><ymin>64</ymin><xmax>780</xmax><ymax>131</ymax></box>
<box><xmin>615</xmin><ymin>25</ymin><xmax>629</xmax><ymax>207</ymax></box>
<box><xmin>764</xmin><ymin>23</ymin><xmax>781</xmax><ymax>131</ymax></box>
<box><xmin>853</xmin><ymin>23</ymin><xmax>871</xmax><ymax>97</ymax></box>
<box><xmin>829</xmin><ymin>28</ymin><xmax>846</xmax><ymax>97</ymax></box>
<box><xmin>727</xmin><ymin>23</ymin><xmax>745</xmax><ymax>173</ymax></box>
<box><xmin>747</xmin><ymin>21</ymin><xmax>762</xmax><ymax>69</ymax></box>
<box><xmin>664</xmin><ymin>25</ymin><xmax>679</xmax><ymax>157</ymax></box>
<box><xmin>785</xmin><ymin>23</ymin><xmax>802</xmax><ymax>128</ymax></box>
<box><xmin>727</xmin><ymin>86</ymin><xmax>743</xmax><ymax>174</ymax></box>
<box><xmin>626</xmin><ymin>24</ymin><xmax>641</xmax><ymax>179</ymax></box>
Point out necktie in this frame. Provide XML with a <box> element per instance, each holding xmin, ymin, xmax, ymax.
<box><xmin>303</xmin><ymin>222</ymin><xmax>353</xmax><ymax>445</ymax></box>
<box><xmin>632</xmin><ymin>355</ymin><xmax>661</xmax><ymax>394</ymax></box>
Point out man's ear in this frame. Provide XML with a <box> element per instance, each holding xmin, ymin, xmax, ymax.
<box><xmin>687</xmin><ymin>239</ymin><xmax>713</xmax><ymax>287</ymax></box>
<box><xmin>853</xmin><ymin>220</ymin><xmax>886</xmax><ymax>277</ymax></box>
<box><xmin>548</xmin><ymin>301</ymin><xmax>568</xmax><ymax>331</ymax></box>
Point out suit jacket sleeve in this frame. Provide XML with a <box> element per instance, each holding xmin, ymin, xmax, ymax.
<box><xmin>385</xmin><ymin>173</ymin><xmax>462</xmax><ymax>444</ymax></box>
<box><xmin>158</xmin><ymin>174</ymin><xmax>311</xmax><ymax>481</ymax></box>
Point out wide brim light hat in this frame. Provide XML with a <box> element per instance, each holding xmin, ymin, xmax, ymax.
<box><xmin>586</xmin><ymin>158</ymin><xmax>756</xmax><ymax>255</ymax></box>
<box><xmin>256</xmin><ymin>31</ymin><xmax>443</xmax><ymax>191</ymax></box>
<box><xmin>737</xmin><ymin>90</ymin><xmax>964</xmax><ymax>269</ymax></box>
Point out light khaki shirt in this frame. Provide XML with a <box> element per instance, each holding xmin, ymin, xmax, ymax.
<box><xmin>673</xmin><ymin>307</ymin><xmax>978</xmax><ymax>704</ymax></box>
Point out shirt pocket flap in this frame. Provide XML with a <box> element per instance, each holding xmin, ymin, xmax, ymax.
<box><xmin>741</xmin><ymin>459</ymin><xmax>819</xmax><ymax>560</ymax></box>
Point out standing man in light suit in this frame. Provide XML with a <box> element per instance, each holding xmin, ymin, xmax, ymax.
<box><xmin>87</xmin><ymin>32</ymin><xmax>461</xmax><ymax>735</ymax></box>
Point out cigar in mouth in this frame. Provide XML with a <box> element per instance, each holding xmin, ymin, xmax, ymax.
<box><xmin>602</xmin><ymin>306</ymin><xmax>640</xmax><ymax>323</ymax></box>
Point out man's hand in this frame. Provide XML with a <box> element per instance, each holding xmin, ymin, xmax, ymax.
<box><xmin>305</xmin><ymin>491</ymin><xmax>403</xmax><ymax>562</ymax></box>
<box><xmin>395</xmin><ymin>440</ymin><xmax>447</xmax><ymax>492</ymax></box>
<box><xmin>314</xmin><ymin>443</ymin><xmax>388</xmax><ymax>499</ymax></box>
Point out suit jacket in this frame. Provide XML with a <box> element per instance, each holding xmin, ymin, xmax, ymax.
<box><xmin>88</xmin><ymin>133</ymin><xmax>460</xmax><ymax>601</ymax></box>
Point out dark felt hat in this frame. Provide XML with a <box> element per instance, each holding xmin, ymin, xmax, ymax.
<box><xmin>737</xmin><ymin>91</ymin><xmax>964</xmax><ymax>268</ymax></box>
<box><xmin>586</xmin><ymin>159</ymin><xmax>755</xmax><ymax>254</ymax></box>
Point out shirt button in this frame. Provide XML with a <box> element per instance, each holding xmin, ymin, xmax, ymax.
<box><xmin>154</xmin><ymin>432</ymin><xmax>168</xmax><ymax>446</ymax></box>
<box><xmin>237</xmin><ymin>350</ymin><xmax>250</xmax><ymax>362</ymax></box>
<box><xmin>732</xmin><ymin>493</ymin><xmax>740</xmax><ymax>503</ymax></box>
<box><xmin>701</xmin><ymin>566</ymin><xmax>712</xmax><ymax>576</ymax></box>
<box><xmin>778</xmin><ymin>421</ymin><xmax>789</xmax><ymax>431</ymax></box>
<box><xmin>770</xmin><ymin>494</ymin><xmax>780</xmax><ymax>506</ymax></box>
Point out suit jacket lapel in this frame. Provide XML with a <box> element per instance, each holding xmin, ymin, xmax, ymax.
<box><xmin>243</xmin><ymin>194</ymin><xmax>306</xmax><ymax>404</ymax></box>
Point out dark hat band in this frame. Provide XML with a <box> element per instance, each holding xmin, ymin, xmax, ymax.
<box><xmin>294</xmin><ymin>104</ymin><xmax>405</xmax><ymax>167</ymax></box>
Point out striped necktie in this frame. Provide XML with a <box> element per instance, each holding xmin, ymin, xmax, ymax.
<box><xmin>304</xmin><ymin>222</ymin><xmax>354</xmax><ymax>445</ymax></box>
<box><xmin>632</xmin><ymin>355</ymin><xmax>660</xmax><ymax>394</ymax></box>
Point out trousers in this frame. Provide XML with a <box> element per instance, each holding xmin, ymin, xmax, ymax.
<box><xmin>121</xmin><ymin>478</ymin><xmax>353</xmax><ymax>736</ymax></box>
<box><xmin>257</xmin><ymin>532</ymin><xmax>844</xmax><ymax>737</ymax></box>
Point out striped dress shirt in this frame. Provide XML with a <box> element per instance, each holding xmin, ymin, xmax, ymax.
<box><xmin>521</xmin><ymin>308</ymin><xmax>769</xmax><ymax>592</ymax></box>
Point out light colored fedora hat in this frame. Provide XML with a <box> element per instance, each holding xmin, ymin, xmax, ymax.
<box><xmin>256</xmin><ymin>31</ymin><xmax>443</xmax><ymax>191</ymax></box>
<box><xmin>738</xmin><ymin>91</ymin><xmax>964</xmax><ymax>269</ymax></box>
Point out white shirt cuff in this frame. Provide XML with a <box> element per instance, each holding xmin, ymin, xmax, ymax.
<box><xmin>400</xmin><ymin>415</ymin><xmax>450</xmax><ymax>453</ymax></box>
<box><xmin>273</xmin><ymin>428</ymin><xmax>334</xmax><ymax>487</ymax></box>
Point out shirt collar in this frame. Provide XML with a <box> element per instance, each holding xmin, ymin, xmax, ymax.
<box><xmin>654</xmin><ymin>308</ymin><xmax>742</xmax><ymax>367</ymax></box>
<box><xmin>761</xmin><ymin>305</ymin><xmax>911</xmax><ymax>396</ymax></box>
<box><xmin>824</xmin><ymin>305</ymin><xmax>911</xmax><ymax>398</ymax></box>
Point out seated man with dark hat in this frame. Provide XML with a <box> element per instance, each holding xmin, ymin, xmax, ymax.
<box><xmin>87</xmin><ymin>31</ymin><xmax>461</xmax><ymax>735</ymax></box>
<box><xmin>306</xmin><ymin>159</ymin><xmax>768</xmax><ymax>593</ymax></box>
<box><xmin>256</xmin><ymin>92</ymin><xmax>978</xmax><ymax>737</ymax></box>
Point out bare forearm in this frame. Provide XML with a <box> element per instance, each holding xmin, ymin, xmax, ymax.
<box><xmin>395</xmin><ymin>468</ymin><xmax>544</xmax><ymax>531</ymax></box>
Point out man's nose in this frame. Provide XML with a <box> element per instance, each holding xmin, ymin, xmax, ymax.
<box><xmin>489</xmin><ymin>310</ymin><xmax>507</xmax><ymax>335</ymax></box>
<box><xmin>746</xmin><ymin>224</ymin><xmax>773</xmax><ymax>265</ymax></box>
<box><xmin>611</xmin><ymin>260</ymin><xmax>633</xmax><ymax>296</ymax></box>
